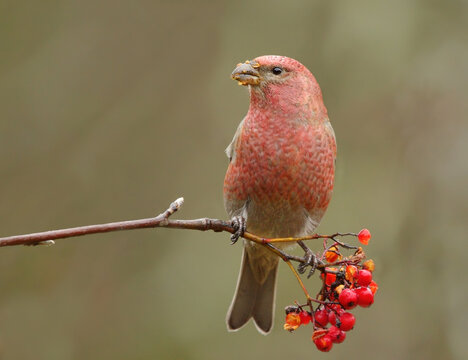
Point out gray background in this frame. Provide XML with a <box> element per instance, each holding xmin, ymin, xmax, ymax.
<box><xmin>0</xmin><ymin>1</ymin><xmax>467</xmax><ymax>359</ymax></box>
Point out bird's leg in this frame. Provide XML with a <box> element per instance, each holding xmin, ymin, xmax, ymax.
<box><xmin>297</xmin><ymin>240</ymin><xmax>320</xmax><ymax>278</ymax></box>
<box><xmin>230</xmin><ymin>216</ymin><xmax>246</xmax><ymax>245</ymax></box>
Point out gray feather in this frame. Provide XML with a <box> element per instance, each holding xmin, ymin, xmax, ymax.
<box><xmin>226</xmin><ymin>246</ymin><xmax>278</xmax><ymax>335</ymax></box>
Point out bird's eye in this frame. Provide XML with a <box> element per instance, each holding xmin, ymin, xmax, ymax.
<box><xmin>271</xmin><ymin>67</ymin><xmax>283</xmax><ymax>75</ymax></box>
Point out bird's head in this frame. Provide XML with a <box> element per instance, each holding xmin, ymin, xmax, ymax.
<box><xmin>231</xmin><ymin>55</ymin><xmax>327</xmax><ymax>117</ymax></box>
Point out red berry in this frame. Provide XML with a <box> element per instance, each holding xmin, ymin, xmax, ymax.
<box><xmin>321</xmin><ymin>267</ymin><xmax>338</xmax><ymax>286</ymax></box>
<box><xmin>357</xmin><ymin>269</ymin><xmax>373</xmax><ymax>287</ymax></box>
<box><xmin>314</xmin><ymin>309</ymin><xmax>329</xmax><ymax>327</ymax></box>
<box><xmin>336</xmin><ymin>330</ymin><xmax>346</xmax><ymax>344</ymax></box>
<box><xmin>356</xmin><ymin>287</ymin><xmax>374</xmax><ymax>307</ymax></box>
<box><xmin>337</xmin><ymin>312</ymin><xmax>355</xmax><ymax>331</ymax></box>
<box><xmin>327</xmin><ymin>325</ymin><xmax>347</xmax><ymax>344</ymax></box>
<box><xmin>325</xmin><ymin>272</ymin><xmax>337</xmax><ymax>286</ymax></box>
<box><xmin>299</xmin><ymin>310</ymin><xmax>312</xmax><ymax>325</ymax></box>
<box><xmin>339</xmin><ymin>288</ymin><xmax>358</xmax><ymax>309</ymax></box>
<box><xmin>328</xmin><ymin>308</ymin><xmax>344</xmax><ymax>326</ymax></box>
<box><xmin>330</xmin><ymin>304</ymin><xmax>343</xmax><ymax>312</ymax></box>
<box><xmin>358</xmin><ymin>228</ymin><xmax>371</xmax><ymax>245</ymax></box>
<box><xmin>327</xmin><ymin>291</ymin><xmax>337</xmax><ymax>302</ymax></box>
<box><xmin>313</xmin><ymin>335</ymin><xmax>333</xmax><ymax>352</ymax></box>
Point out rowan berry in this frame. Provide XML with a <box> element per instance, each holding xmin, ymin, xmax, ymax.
<box><xmin>337</xmin><ymin>312</ymin><xmax>355</xmax><ymax>331</ymax></box>
<box><xmin>325</xmin><ymin>245</ymin><xmax>342</xmax><ymax>263</ymax></box>
<box><xmin>314</xmin><ymin>308</ymin><xmax>329</xmax><ymax>327</ymax></box>
<box><xmin>311</xmin><ymin>328</ymin><xmax>328</xmax><ymax>340</ymax></box>
<box><xmin>335</xmin><ymin>284</ymin><xmax>345</xmax><ymax>295</ymax></box>
<box><xmin>338</xmin><ymin>288</ymin><xmax>358</xmax><ymax>309</ymax></box>
<box><xmin>357</xmin><ymin>228</ymin><xmax>371</xmax><ymax>245</ymax></box>
<box><xmin>357</xmin><ymin>269</ymin><xmax>373</xmax><ymax>287</ymax></box>
<box><xmin>299</xmin><ymin>310</ymin><xmax>312</xmax><ymax>325</ymax></box>
<box><xmin>327</xmin><ymin>325</ymin><xmax>347</xmax><ymax>344</ymax></box>
<box><xmin>284</xmin><ymin>312</ymin><xmax>301</xmax><ymax>331</ymax></box>
<box><xmin>363</xmin><ymin>259</ymin><xmax>375</xmax><ymax>272</ymax></box>
<box><xmin>356</xmin><ymin>287</ymin><xmax>374</xmax><ymax>307</ymax></box>
<box><xmin>328</xmin><ymin>308</ymin><xmax>344</xmax><ymax>326</ymax></box>
<box><xmin>345</xmin><ymin>265</ymin><xmax>358</xmax><ymax>281</ymax></box>
<box><xmin>313</xmin><ymin>335</ymin><xmax>333</xmax><ymax>352</ymax></box>
<box><xmin>325</xmin><ymin>272</ymin><xmax>336</xmax><ymax>286</ymax></box>
<box><xmin>369</xmin><ymin>280</ymin><xmax>379</xmax><ymax>295</ymax></box>
<box><xmin>282</xmin><ymin>226</ymin><xmax>378</xmax><ymax>351</ymax></box>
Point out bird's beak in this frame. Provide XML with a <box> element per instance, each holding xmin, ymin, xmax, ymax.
<box><xmin>231</xmin><ymin>60</ymin><xmax>261</xmax><ymax>86</ymax></box>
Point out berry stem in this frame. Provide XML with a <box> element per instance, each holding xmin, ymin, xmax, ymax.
<box><xmin>285</xmin><ymin>260</ymin><xmax>313</xmax><ymax>302</ymax></box>
<box><xmin>264</xmin><ymin>232</ymin><xmax>357</xmax><ymax>244</ymax></box>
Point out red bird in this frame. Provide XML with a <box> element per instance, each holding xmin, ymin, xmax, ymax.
<box><xmin>224</xmin><ymin>55</ymin><xmax>336</xmax><ymax>334</ymax></box>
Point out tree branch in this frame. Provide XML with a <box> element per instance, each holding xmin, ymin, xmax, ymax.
<box><xmin>0</xmin><ymin>198</ymin><xmax>234</xmax><ymax>247</ymax></box>
<box><xmin>0</xmin><ymin>197</ymin><xmax>360</xmax><ymax>257</ymax></box>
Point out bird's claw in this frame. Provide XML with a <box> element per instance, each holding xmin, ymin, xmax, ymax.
<box><xmin>297</xmin><ymin>250</ymin><xmax>318</xmax><ymax>278</ymax></box>
<box><xmin>230</xmin><ymin>216</ymin><xmax>246</xmax><ymax>245</ymax></box>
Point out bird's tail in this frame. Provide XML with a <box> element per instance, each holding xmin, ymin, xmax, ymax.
<box><xmin>226</xmin><ymin>247</ymin><xmax>278</xmax><ymax>334</ymax></box>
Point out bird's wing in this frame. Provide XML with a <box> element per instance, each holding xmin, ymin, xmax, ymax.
<box><xmin>225</xmin><ymin>118</ymin><xmax>245</xmax><ymax>162</ymax></box>
<box><xmin>303</xmin><ymin>119</ymin><xmax>337</xmax><ymax>231</ymax></box>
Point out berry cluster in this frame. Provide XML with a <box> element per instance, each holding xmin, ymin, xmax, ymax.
<box><xmin>283</xmin><ymin>228</ymin><xmax>378</xmax><ymax>352</ymax></box>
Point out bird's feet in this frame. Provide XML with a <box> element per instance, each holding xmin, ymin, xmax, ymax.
<box><xmin>297</xmin><ymin>241</ymin><xmax>319</xmax><ymax>278</ymax></box>
<box><xmin>230</xmin><ymin>216</ymin><xmax>246</xmax><ymax>245</ymax></box>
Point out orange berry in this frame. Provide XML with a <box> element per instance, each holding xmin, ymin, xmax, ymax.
<box><xmin>325</xmin><ymin>245</ymin><xmax>342</xmax><ymax>263</ymax></box>
<box><xmin>284</xmin><ymin>312</ymin><xmax>301</xmax><ymax>331</ymax></box>
<box><xmin>363</xmin><ymin>259</ymin><xmax>375</xmax><ymax>272</ymax></box>
<box><xmin>345</xmin><ymin>265</ymin><xmax>358</xmax><ymax>281</ymax></box>
<box><xmin>335</xmin><ymin>284</ymin><xmax>345</xmax><ymax>294</ymax></box>
<box><xmin>369</xmin><ymin>280</ymin><xmax>379</xmax><ymax>295</ymax></box>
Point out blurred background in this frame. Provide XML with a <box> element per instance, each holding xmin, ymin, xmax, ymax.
<box><xmin>0</xmin><ymin>0</ymin><xmax>467</xmax><ymax>359</ymax></box>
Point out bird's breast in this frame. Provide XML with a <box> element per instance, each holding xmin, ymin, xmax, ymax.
<box><xmin>224</xmin><ymin>114</ymin><xmax>335</xmax><ymax>237</ymax></box>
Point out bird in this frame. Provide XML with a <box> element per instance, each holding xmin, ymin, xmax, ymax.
<box><xmin>223</xmin><ymin>55</ymin><xmax>336</xmax><ymax>334</ymax></box>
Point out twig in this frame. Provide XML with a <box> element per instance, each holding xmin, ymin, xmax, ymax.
<box><xmin>264</xmin><ymin>232</ymin><xmax>357</xmax><ymax>247</ymax></box>
<box><xmin>0</xmin><ymin>198</ymin><xmax>335</xmax><ymax>249</ymax></box>
<box><xmin>0</xmin><ymin>198</ymin><xmax>233</xmax><ymax>247</ymax></box>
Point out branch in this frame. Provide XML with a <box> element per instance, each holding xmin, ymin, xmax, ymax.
<box><xmin>0</xmin><ymin>198</ymin><xmax>234</xmax><ymax>247</ymax></box>
<box><xmin>0</xmin><ymin>198</ymin><xmax>360</xmax><ymax>259</ymax></box>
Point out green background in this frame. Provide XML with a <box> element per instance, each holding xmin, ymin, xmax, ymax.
<box><xmin>0</xmin><ymin>1</ymin><xmax>467</xmax><ymax>359</ymax></box>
